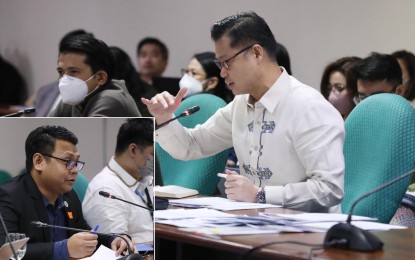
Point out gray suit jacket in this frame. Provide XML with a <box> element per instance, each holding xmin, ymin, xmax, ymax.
<box><xmin>49</xmin><ymin>80</ymin><xmax>141</xmax><ymax>117</ymax></box>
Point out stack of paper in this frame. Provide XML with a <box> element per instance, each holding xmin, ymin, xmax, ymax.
<box><xmin>169</xmin><ymin>197</ymin><xmax>281</xmax><ymax>211</ymax></box>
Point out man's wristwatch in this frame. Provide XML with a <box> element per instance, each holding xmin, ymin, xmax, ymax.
<box><xmin>256</xmin><ymin>187</ymin><xmax>266</xmax><ymax>204</ymax></box>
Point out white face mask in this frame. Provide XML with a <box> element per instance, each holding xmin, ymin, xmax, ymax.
<box><xmin>58</xmin><ymin>74</ymin><xmax>96</xmax><ymax>105</ymax></box>
<box><xmin>179</xmin><ymin>74</ymin><xmax>205</xmax><ymax>98</ymax></box>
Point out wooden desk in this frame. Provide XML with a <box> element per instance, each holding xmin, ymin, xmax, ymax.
<box><xmin>155</xmin><ymin>207</ymin><xmax>415</xmax><ymax>260</ymax></box>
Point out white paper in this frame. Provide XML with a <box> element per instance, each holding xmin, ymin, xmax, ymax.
<box><xmin>80</xmin><ymin>245</ymin><xmax>123</xmax><ymax>260</ymax></box>
<box><xmin>155</xmin><ymin>208</ymin><xmax>234</xmax><ymax>220</ymax></box>
<box><xmin>169</xmin><ymin>197</ymin><xmax>281</xmax><ymax>211</ymax></box>
<box><xmin>270</xmin><ymin>213</ymin><xmax>376</xmax><ymax>222</ymax></box>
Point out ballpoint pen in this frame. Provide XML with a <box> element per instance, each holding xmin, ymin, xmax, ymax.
<box><xmin>91</xmin><ymin>224</ymin><xmax>99</xmax><ymax>233</ymax></box>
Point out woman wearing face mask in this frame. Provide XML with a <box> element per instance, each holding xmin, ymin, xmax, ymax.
<box><xmin>320</xmin><ymin>56</ymin><xmax>361</xmax><ymax>120</ymax></box>
<box><xmin>179</xmin><ymin>52</ymin><xmax>234</xmax><ymax>103</ymax></box>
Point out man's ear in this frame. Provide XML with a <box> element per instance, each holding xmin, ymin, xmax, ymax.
<box><xmin>33</xmin><ymin>153</ymin><xmax>44</xmax><ymax>172</ymax></box>
<box><xmin>128</xmin><ymin>143</ymin><xmax>142</xmax><ymax>158</ymax></box>
<box><xmin>395</xmin><ymin>84</ymin><xmax>406</xmax><ymax>96</ymax></box>
<box><xmin>95</xmin><ymin>71</ymin><xmax>108</xmax><ymax>86</ymax></box>
<box><xmin>252</xmin><ymin>44</ymin><xmax>264</xmax><ymax>61</ymax></box>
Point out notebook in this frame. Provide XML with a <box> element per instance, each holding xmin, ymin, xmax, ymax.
<box><xmin>154</xmin><ymin>185</ymin><xmax>198</xmax><ymax>199</ymax></box>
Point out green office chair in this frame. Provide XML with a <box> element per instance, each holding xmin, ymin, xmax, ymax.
<box><xmin>341</xmin><ymin>94</ymin><xmax>415</xmax><ymax>223</ymax></box>
<box><xmin>156</xmin><ymin>94</ymin><xmax>228</xmax><ymax>195</ymax></box>
<box><xmin>73</xmin><ymin>172</ymin><xmax>89</xmax><ymax>202</ymax></box>
<box><xmin>0</xmin><ymin>170</ymin><xmax>12</xmax><ymax>185</ymax></box>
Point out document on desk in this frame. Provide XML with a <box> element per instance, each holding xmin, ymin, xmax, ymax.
<box><xmin>80</xmin><ymin>245</ymin><xmax>123</xmax><ymax>260</ymax></box>
<box><xmin>261</xmin><ymin>213</ymin><xmax>406</xmax><ymax>231</ymax></box>
<box><xmin>169</xmin><ymin>197</ymin><xmax>281</xmax><ymax>211</ymax></box>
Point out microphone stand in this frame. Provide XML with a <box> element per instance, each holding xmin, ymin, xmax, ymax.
<box><xmin>99</xmin><ymin>192</ymin><xmax>154</xmax><ymax>212</ymax></box>
<box><xmin>31</xmin><ymin>221</ymin><xmax>134</xmax><ymax>255</ymax></box>
<box><xmin>324</xmin><ymin>168</ymin><xmax>415</xmax><ymax>252</ymax></box>
<box><xmin>2</xmin><ymin>107</ymin><xmax>36</xmax><ymax>117</ymax></box>
<box><xmin>155</xmin><ymin>105</ymin><xmax>200</xmax><ymax>130</ymax></box>
<box><xmin>0</xmin><ymin>213</ymin><xmax>18</xmax><ymax>260</ymax></box>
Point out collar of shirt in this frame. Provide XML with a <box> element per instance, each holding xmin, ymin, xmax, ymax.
<box><xmin>247</xmin><ymin>67</ymin><xmax>290</xmax><ymax>114</ymax></box>
<box><xmin>42</xmin><ymin>194</ymin><xmax>65</xmax><ymax>210</ymax></box>
<box><xmin>108</xmin><ymin>156</ymin><xmax>140</xmax><ymax>191</ymax></box>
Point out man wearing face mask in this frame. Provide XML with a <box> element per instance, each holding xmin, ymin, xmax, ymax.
<box><xmin>83</xmin><ymin>118</ymin><xmax>154</xmax><ymax>244</ymax></box>
<box><xmin>179</xmin><ymin>52</ymin><xmax>234</xmax><ymax>103</ymax></box>
<box><xmin>49</xmin><ymin>34</ymin><xmax>141</xmax><ymax>117</ymax></box>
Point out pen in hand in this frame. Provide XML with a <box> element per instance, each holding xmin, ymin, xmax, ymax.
<box><xmin>217</xmin><ymin>173</ymin><xmax>227</xmax><ymax>179</ymax></box>
<box><xmin>91</xmin><ymin>224</ymin><xmax>99</xmax><ymax>233</ymax></box>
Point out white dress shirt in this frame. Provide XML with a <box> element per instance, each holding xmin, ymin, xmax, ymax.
<box><xmin>82</xmin><ymin>157</ymin><xmax>153</xmax><ymax>243</ymax></box>
<box><xmin>156</xmin><ymin>69</ymin><xmax>345</xmax><ymax>212</ymax></box>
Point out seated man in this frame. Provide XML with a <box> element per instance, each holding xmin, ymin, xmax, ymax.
<box><xmin>83</xmin><ymin>118</ymin><xmax>154</xmax><ymax>243</ymax></box>
<box><xmin>353</xmin><ymin>52</ymin><xmax>403</xmax><ymax>104</ymax></box>
<box><xmin>49</xmin><ymin>34</ymin><xmax>141</xmax><ymax>117</ymax></box>
<box><xmin>0</xmin><ymin>125</ymin><xmax>133</xmax><ymax>260</ymax></box>
<box><xmin>142</xmin><ymin>11</ymin><xmax>345</xmax><ymax>213</ymax></box>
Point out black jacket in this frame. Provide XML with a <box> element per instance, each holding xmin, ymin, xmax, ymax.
<box><xmin>0</xmin><ymin>173</ymin><xmax>111</xmax><ymax>260</ymax></box>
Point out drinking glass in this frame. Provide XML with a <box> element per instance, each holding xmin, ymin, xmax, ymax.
<box><xmin>8</xmin><ymin>233</ymin><xmax>26</xmax><ymax>260</ymax></box>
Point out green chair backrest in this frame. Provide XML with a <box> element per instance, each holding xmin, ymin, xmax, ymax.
<box><xmin>156</xmin><ymin>94</ymin><xmax>228</xmax><ymax>195</ymax></box>
<box><xmin>341</xmin><ymin>94</ymin><xmax>415</xmax><ymax>223</ymax></box>
<box><xmin>73</xmin><ymin>172</ymin><xmax>89</xmax><ymax>202</ymax></box>
<box><xmin>0</xmin><ymin>170</ymin><xmax>12</xmax><ymax>185</ymax></box>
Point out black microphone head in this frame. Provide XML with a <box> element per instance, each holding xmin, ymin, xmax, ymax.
<box><xmin>23</xmin><ymin>107</ymin><xmax>36</xmax><ymax>114</ymax></box>
<box><xmin>184</xmin><ymin>105</ymin><xmax>200</xmax><ymax>116</ymax></box>
<box><xmin>99</xmin><ymin>191</ymin><xmax>111</xmax><ymax>198</ymax></box>
<box><xmin>31</xmin><ymin>221</ymin><xmax>43</xmax><ymax>227</ymax></box>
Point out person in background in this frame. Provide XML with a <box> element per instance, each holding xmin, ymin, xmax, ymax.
<box><xmin>83</xmin><ymin>118</ymin><xmax>154</xmax><ymax>243</ymax></box>
<box><xmin>320</xmin><ymin>56</ymin><xmax>361</xmax><ymax>119</ymax></box>
<box><xmin>110</xmin><ymin>46</ymin><xmax>154</xmax><ymax>117</ymax></box>
<box><xmin>136</xmin><ymin>37</ymin><xmax>168</xmax><ymax>86</ymax></box>
<box><xmin>392</xmin><ymin>50</ymin><xmax>415</xmax><ymax>107</ymax></box>
<box><xmin>180</xmin><ymin>51</ymin><xmax>234</xmax><ymax>103</ymax></box>
<box><xmin>143</xmin><ymin>11</ymin><xmax>345</xmax><ymax>213</ymax></box>
<box><xmin>49</xmin><ymin>34</ymin><xmax>141</xmax><ymax>117</ymax></box>
<box><xmin>0</xmin><ymin>125</ymin><xmax>133</xmax><ymax>260</ymax></box>
<box><xmin>275</xmin><ymin>41</ymin><xmax>292</xmax><ymax>75</ymax></box>
<box><xmin>0</xmin><ymin>54</ymin><xmax>26</xmax><ymax>105</ymax></box>
<box><xmin>29</xmin><ymin>29</ymin><xmax>93</xmax><ymax>117</ymax></box>
<box><xmin>353</xmin><ymin>52</ymin><xmax>403</xmax><ymax>105</ymax></box>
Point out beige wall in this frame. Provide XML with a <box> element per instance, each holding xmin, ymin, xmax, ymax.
<box><xmin>1</xmin><ymin>0</ymin><xmax>414</xmax><ymax>98</ymax></box>
<box><xmin>0</xmin><ymin>118</ymin><xmax>126</xmax><ymax>180</ymax></box>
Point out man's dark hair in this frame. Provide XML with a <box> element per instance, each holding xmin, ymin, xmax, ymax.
<box><xmin>115</xmin><ymin>118</ymin><xmax>154</xmax><ymax>155</ymax></box>
<box><xmin>355</xmin><ymin>52</ymin><xmax>402</xmax><ymax>88</ymax></box>
<box><xmin>210</xmin><ymin>11</ymin><xmax>278</xmax><ymax>63</ymax></box>
<box><xmin>136</xmin><ymin>37</ymin><xmax>169</xmax><ymax>61</ymax></box>
<box><xmin>59</xmin><ymin>34</ymin><xmax>115</xmax><ymax>83</ymax></box>
<box><xmin>59</xmin><ymin>29</ymin><xmax>94</xmax><ymax>49</ymax></box>
<box><xmin>25</xmin><ymin>125</ymin><xmax>78</xmax><ymax>173</ymax></box>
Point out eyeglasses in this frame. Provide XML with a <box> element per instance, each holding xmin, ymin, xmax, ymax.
<box><xmin>214</xmin><ymin>44</ymin><xmax>255</xmax><ymax>70</ymax></box>
<box><xmin>353</xmin><ymin>88</ymin><xmax>396</xmax><ymax>105</ymax></box>
<box><xmin>41</xmin><ymin>153</ymin><xmax>85</xmax><ymax>171</ymax></box>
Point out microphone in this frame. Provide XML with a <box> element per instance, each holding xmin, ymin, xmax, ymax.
<box><xmin>155</xmin><ymin>105</ymin><xmax>200</xmax><ymax>130</ymax></box>
<box><xmin>0</xmin><ymin>213</ymin><xmax>18</xmax><ymax>260</ymax></box>
<box><xmin>31</xmin><ymin>221</ymin><xmax>134</xmax><ymax>255</ymax></box>
<box><xmin>99</xmin><ymin>191</ymin><xmax>154</xmax><ymax>212</ymax></box>
<box><xmin>2</xmin><ymin>107</ymin><xmax>36</xmax><ymax>117</ymax></box>
<box><xmin>324</xmin><ymin>168</ymin><xmax>415</xmax><ymax>252</ymax></box>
